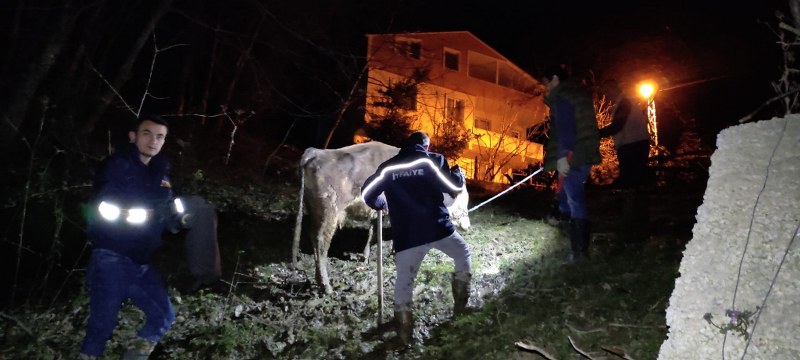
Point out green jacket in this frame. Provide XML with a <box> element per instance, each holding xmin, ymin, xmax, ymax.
<box><xmin>543</xmin><ymin>79</ymin><xmax>601</xmax><ymax>171</ymax></box>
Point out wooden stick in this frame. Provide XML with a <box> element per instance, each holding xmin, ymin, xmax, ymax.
<box><xmin>376</xmin><ymin>211</ymin><xmax>384</xmax><ymax>326</ymax></box>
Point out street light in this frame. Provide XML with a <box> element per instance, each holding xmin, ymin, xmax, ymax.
<box><xmin>637</xmin><ymin>81</ymin><xmax>658</xmax><ymax>148</ymax></box>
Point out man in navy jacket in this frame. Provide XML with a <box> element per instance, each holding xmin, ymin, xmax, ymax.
<box><xmin>81</xmin><ymin>115</ymin><xmax>177</xmax><ymax>359</ymax></box>
<box><xmin>361</xmin><ymin>131</ymin><xmax>472</xmax><ymax>346</ymax></box>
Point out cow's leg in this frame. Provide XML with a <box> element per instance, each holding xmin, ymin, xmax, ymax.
<box><xmin>313</xmin><ymin>213</ymin><xmax>338</xmax><ymax>294</ymax></box>
<box><xmin>362</xmin><ymin>224</ymin><xmax>373</xmax><ymax>265</ymax></box>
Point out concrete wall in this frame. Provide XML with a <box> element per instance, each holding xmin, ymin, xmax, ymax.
<box><xmin>659</xmin><ymin>116</ymin><xmax>800</xmax><ymax>359</ymax></box>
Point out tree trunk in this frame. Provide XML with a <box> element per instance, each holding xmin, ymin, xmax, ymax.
<box><xmin>0</xmin><ymin>0</ymin><xmax>79</xmax><ymax>150</ymax></box>
<box><xmin>322</xmin><ymin>64</ymin><xmax>368</xmax><ymax>149</ymax></box>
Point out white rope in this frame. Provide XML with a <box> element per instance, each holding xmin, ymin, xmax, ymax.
<box><xmin>468</xmin><ymin>168</ymin><xmax>545</xmax><ymax>213</ymax></box>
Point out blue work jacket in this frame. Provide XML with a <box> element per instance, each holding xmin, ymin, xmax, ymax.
<box><xmin>87</xmin><ymin>143</ymin><xmax>172</xmax><ymax>263</ymax></box>
<box><xmin>361</xmin><ymin>143</ymin><xmax>465</xmax><ymax>252</ymax></box>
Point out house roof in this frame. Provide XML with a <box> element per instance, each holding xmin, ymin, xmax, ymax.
<box><xmin>365</xmin><ymin>31</ymin><xmax>535</xmax><ymax>83</ymax></box>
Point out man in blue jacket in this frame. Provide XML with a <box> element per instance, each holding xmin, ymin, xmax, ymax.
<box><xmin>81</xmin><ymin>115</ymin><xmax>179</xmax><ymax>359</ymax></box>
<box><xmin>361</xmin><ymin>131</ymin><xmax>472</xmax><ymax>346</ymax></box>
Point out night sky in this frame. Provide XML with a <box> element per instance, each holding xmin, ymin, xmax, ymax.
<box><xmin>0</xmin><ymin>0</ymin><xmax>789</xmax><ymax>151</ymax></box>
<box><xmin>382</xmin><ymin>0</ymin><xmax>785</xmax><ymax>142</ymax></box>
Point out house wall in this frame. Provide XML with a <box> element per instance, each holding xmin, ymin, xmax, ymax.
<box><xmin>363</xmin><ymin>32</ymin><xmax>547</xmax><ymax>182</ymax></box>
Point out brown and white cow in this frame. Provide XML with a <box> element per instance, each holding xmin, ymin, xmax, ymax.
<box><xmin>292</xmin><ymin>141</ymin><xmax>470</xmax><ymax>294</ymax></box>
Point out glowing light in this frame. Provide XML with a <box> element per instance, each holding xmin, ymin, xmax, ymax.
<box><xmin>174</xmin><ymin>198</ymin><xmax>185</xmax><ymax>214</ymax></box>
<box><xmin>637</xmin><ymin>81</ymin><xmax>659</xmax><ymax>148</ymax></box>
<box><xmin>361</xmin><ymin>158</ymin><xmax>465</xmax><ymax>200</ymax></box>
<box><xmin>126</xmin><ymin>208</ymin><xmax>148</xmax><ymax>224</ymax></box>
<box><xmin>98</xmin><ymin>201</ymin><xmax>121</xmax><ymax>221</ymax></box>
<box><xmin>638</xmin><ymin>82</ymin><xmax>655</xmax><ymax>99</ymax></box>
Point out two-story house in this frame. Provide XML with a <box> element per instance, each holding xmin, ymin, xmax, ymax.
<box><xmin>358</xmin><ymin>31</ymin><xmax>547</xmax><ymax>183</ymax></box>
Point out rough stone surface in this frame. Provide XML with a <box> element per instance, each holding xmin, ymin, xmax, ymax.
<box><xmin>659</xmin><ymin>116</ymin><xmax>800</xmax><ymax>359</ymax></box>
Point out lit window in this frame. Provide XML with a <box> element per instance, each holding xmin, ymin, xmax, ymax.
<box><xmin>446</xmin><ymin>98</ymin><xmax>465</xmax><ymax>122</ymax></box>
<box><xmin>474</xmin><ymin>118</ymin><xmax>490</xmax><ymax>130</ymax></box>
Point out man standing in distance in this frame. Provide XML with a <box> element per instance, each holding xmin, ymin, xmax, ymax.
<box><xmin>541</xmin><ymin>65</ymin><xmax>602</xmax><ymax>261</ymax></box>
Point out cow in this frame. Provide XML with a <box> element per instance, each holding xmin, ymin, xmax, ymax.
<box><xmin>292</xmin><ymin>141</ymin><xmax>471</xmax><ymax>294</ymax></box>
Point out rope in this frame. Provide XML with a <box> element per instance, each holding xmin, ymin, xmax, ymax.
<box><xmin>468</xmin><ymin>168</ymin><xmax>545</xmax><ymax>213</ymax></box>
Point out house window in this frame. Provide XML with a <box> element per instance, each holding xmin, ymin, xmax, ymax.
<box><xmin>474</xmin><ymin>118</ymin><xmax>490</xmax><ymax>130</ymax></box>
<box><xmin>395</xmin><ymin>38</ymin><xmax>422</xmax><ymax>59</ymax></box>
<box><xmin>511</xmin><ymin>130</ymin><xmax>521</xmax><ymax>139</ymax></box>
<box><xmin>444</xmin><ymin>49</ymin><xmax>460</xmax><ymax>71</ymax></box>
<box><xmin>399</xmin><ymin>86</ymin><xmax>417</xmax><ymax>110</ymax></box>
<box><xmin>446</xmin><ymin>98</ymin><xmax>464</xmax><ymax>122</ymax></box>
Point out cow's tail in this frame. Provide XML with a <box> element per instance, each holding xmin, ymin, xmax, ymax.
<box><xmin>292</xmin><ymin>149</ymin><xmax>315</xmax><ymax>268</ymax></box>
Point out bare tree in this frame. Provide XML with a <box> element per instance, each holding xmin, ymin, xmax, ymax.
<box><xmin>471</xmin><ymin>108</ymin><xmax>533</xmax><ymax>182</ymax></box>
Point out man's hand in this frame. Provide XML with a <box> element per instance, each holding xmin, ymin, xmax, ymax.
<box><xmin>451</xmin><ymin>164</ymin><xmax>465</xmax><ymax>177</ymax></box>
<box><xmin>557</xmin><ymin>156</ymin><xmax>571</xmax><ymax>177</ymax></box>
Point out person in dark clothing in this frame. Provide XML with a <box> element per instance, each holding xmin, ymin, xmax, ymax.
<box><xmin>599</xmin><ymin>79</ymin><xmax>651</xmax><ymax>189</ymax></box>
<box><xmin>541</xmin><ymin>65</ymin><xmax>602</xmax><ymax>261</ymax></box>
<box><xmin>361</xmin><ymin>131</ymin><xmax>471</xmax><ymax>346</ymax></box>
<box><xmin>599</xmin><ymin>80</ymin><xmax>653</xmax><ymax>244</ymax></box>
<box><xmin>80</xmin><ymin>115</ymin><xmax>220</xmax><ymax>359</ymax></box>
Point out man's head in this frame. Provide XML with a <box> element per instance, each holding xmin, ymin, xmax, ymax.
<box><xmin>542</xmin><ymin>64</ymin><xmax>569</xmax><ymax>92</ymax></box>
<box><xmin>600</xmin><ymin>79</ymin><xmax>622</xmax><ymax>100</ymax></box>
<box><xmin>129</xmin><ymin>114</ymin><xmax>169</xmax><ymax>164</ymax></box>
<box><xmin>406</xmin><ymin>131</ymin><xmax>430</xmax><ymax>151</ymax></box>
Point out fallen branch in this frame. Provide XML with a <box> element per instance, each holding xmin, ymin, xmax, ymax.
<box><xmin>601</xmin><ymin>345</ymin><xmax>636</xmax><ymax>360</ymax></box>
<box><xmin>568</xmin><ymin>335</ymin><xmax>595</xmax><ymax>359</ymax></box>
<box><xmin>565</xmin><ymin>321</ymin><xmax>605</xmax><ymax>335</ymax></box>
<box><xmin>514</xmin><ymin>340</ymin><xmax>557</xmax><ymax>360</ymax></box>
<box><xmin>608</xmin><ymin>322</ymin><xmax>666</xmax><ymax>329</ymax></box>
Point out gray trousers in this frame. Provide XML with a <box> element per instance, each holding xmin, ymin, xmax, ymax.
<box><xmin>394</xmin><ymin>231</ymin><xmax>471</xmax><ymax>312</ymax></box>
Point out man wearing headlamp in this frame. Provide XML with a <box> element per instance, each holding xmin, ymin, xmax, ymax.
<box><xmin>80</xmin><ymin>114</ymin><xmax>196</xmax><ymax>359</ymax></box>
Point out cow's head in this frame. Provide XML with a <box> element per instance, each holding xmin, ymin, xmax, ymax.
<box><xmin>443</xmin><ymin>190</ymin><xmax>471</xmax><ymax>231</ymax></box>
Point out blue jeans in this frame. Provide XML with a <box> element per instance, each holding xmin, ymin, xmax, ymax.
<box><xmin>558</xmin><ymin>164</ymin><xmax>591</xmax><ymax>220</ymax></box>
<box><xmin>81</xmin><ymin>248</ymin><xmax>175</xmax><ymax>357</ymax></box>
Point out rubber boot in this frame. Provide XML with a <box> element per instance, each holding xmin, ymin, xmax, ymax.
<box><xmin>451</xmin><ymin>273</ymin><xmax>472</xmax><ymax>317</ymax></box>
<box><xmin>121</xmin><ymin>337</ymin><xmax>156</xmax><ymax>360</ymax></box>
<box><xmin>394</xmin><ymin>310</ymin><xmax>414</xmax><ymax>346</ymax></box>
<box><xmin>567</xmin><ymin>218</ymin><xmax>591</xmax><ymax>261</ymax></box>
<box><xmin>558</xmin><ymin>213</ymin><xmax>571</xmax><ymax>240</ymax></box>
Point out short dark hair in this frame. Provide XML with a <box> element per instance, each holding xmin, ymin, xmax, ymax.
<box><xmin>542</xmin><ymin>64</ymin><xmax>570</xmax><ymax>82</ymax></box>
<box><xmin>407</xmin><ymin>131</ymin><xmax>430</xmax><ymax>148</ymax></box>
<box><xmin>135</xmin><ymin>113</ymin><xmax>169</xmax><ymax>131</ymax></box>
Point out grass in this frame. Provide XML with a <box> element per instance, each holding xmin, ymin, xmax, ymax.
<box><xmin>0</xmin><ymin>173</ymin><xmax>701</xmax><ymax>359</ymax></box>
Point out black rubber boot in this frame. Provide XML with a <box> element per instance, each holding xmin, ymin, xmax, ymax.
<box><xmin>451</xmin><ymin>273</ymin><xmax>472</xmax><ymax>317</ymax></box>
<box><xmin>568</xmin><ymin>218</ymin><xmax>591</xmax><ymax>261</ymax></box>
